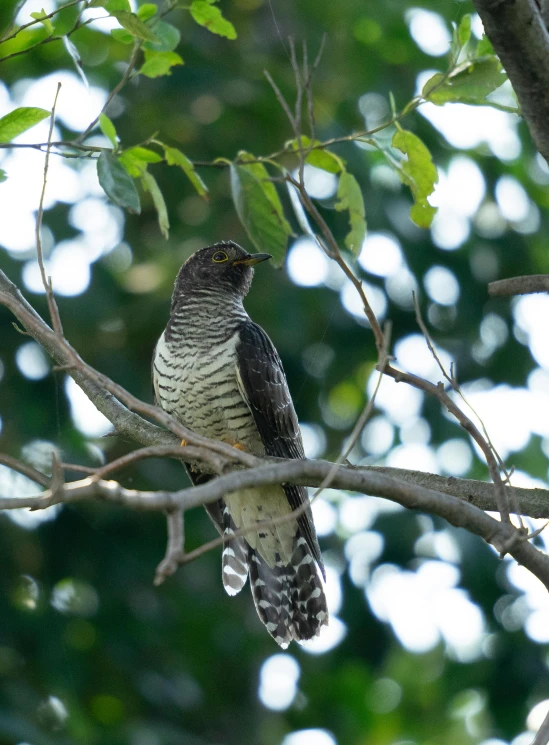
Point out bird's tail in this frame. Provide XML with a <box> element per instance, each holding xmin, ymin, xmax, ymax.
<box><xmin>221</xmin><ymin>504</ymin><xmax>249</xmax><ymax>596</ymax></box>
<box><xmin>248</xmin><ymin>535</ymin><xmax>328</xmax><ymax>648</ymax></box>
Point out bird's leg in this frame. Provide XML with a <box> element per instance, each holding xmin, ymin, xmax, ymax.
<box><xmin>181</xmin><ymin>439</ymin><xmax>188</xmax><ymax>447</ymax></box>
<box><xmin>232</xmin><ymin>443</ymin><xmax>247</xmax><ymax>451</ymax></box>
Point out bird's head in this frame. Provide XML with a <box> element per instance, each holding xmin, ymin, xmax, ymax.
<box><xmin>171</xmin><ymin>241</ymin><xmax>271</xmax><ymax>305</ymax></box>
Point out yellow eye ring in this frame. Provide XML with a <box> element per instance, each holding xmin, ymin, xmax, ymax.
<box><xmin>212</xmin><ymin>251</ymin><xmax>228</xmax><ymax>263</ymax></box>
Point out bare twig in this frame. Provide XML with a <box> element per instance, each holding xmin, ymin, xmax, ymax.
<box><xmin>0</xmin><ymin>454</ymin><xmax>50</xmax><ymax>488</ymax></box>
<box><xmin>0</xmin><ymin>0</ymin><xmax>83</xmax><ymax>43</ymax></box>
<box><xmin>75</xmin><ymin>41</ymin><xmax>142</xmax><ymax>144</ymax></box>
<box><xmin>488</xmin><ymin>274</ymin><xmax>549</xmax><ymax>297</ymax></box>
<box><xmin>412</xmin><ymin>293</ymin><xmax>516</xmax><ymax>525</ymax></box>
<box><xmin>154</xmin><ymin>509</ymin><xmax>185</xmax><ymax>585</ymax></box>
<box><xmin>531</xmin><ymin>705</ymin><xmax>549</xmax><ymax>745</ymax></box>
<box><xmin>36</xmin><ymin>82</ymin><xmax>63</xmax><ymax>336</ymax></box>
<box><xmin>263</xmin><ymin>69</ymin><xmax>297</xmax><ymax>138</ymax></box>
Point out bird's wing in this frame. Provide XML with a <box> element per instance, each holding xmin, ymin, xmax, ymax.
<box><xmin>235</xmin><ymin>320</ymin><xmax>324</xmax><ymax>576</ymax></box>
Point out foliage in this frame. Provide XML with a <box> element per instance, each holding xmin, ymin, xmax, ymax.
<box><xmin>0</xmin><ymin>1</ymin><xmax>547</xmax><ymax>745</ymax></box>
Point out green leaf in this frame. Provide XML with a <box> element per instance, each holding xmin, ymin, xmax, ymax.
<box><xmin>0</xmin><ymin>169</ymin><xmax>7</xmax><ymax>183</ymax></box>
<box><xmin>142</xmin><ymin>171</ymin><xmax>169</xmax><ymax>238</ymax></box>
<box><xmin>110</xmin><ymin>27</ymin><xmax>133</xmax><ymax>44</ymax></box>
<box><xmin>422</xmin><ymin>57</ymin><xmax>507</xmax><ymax>106</ymax></box>
<box><xmin>139</xmin><ymin>50</ymin><xmax>183</xmax><ymax>78</ymax></box>
<box><xmin>118</xmin><ymin>152</ymin><xmax>145</xmax><ymax>178</ymax></box>
<box><xmin>136</xmin><ymin>3</ymin><xmax>157</xmax><ymax>20</ymax></box>
<box><xmin>90</xmin><ymin>0</ymin><xmax>130</xmax><ymax>10</ymax></box>
<box><xmin>99</xmin><ymin>113</ymin><xmax>117</xmax><ymax>148</ymax></box>
<box><xmin>334</xmin><ymin>171</ymin><xmax>366</xmax><ymax>256</ymax></box>
<box><xmin>97</xmin><ymin>151</ymin><xmax>141</xmax><ymax>214</ymax></box>
<box><xmin>190</xmin><ymin>0</ymin><xmax>237</xmax><ymax>39</ymax></box>
<box><xmin>142</xmin><ymin>21</ymin><xmax>180</xmax><ymax>52</ymax></box>
<box><xmin>287</xmin><ymin>136</ymin><xmax>344</xmax><ymax>174</ymax></box>
<box><xmin>476</xmin><ymin>34</ymin><xmax>494</xmax><ymax>57</ymax></box>
<box><xmin>0</xmin><ymin>107</ymin><xmax>50</xmax><ymax>144</ymax></box>
<box><xmin>457</xmin><ymin>15</ymin><xmax>471</xmax><ymax>49</ymax></box>
<box><xmin>392</xmin><ymin>129</ymin><xmax>437</xmax><ymax>228</ymax></box>
<box><xmin>111</xmin><ymin>10</ymin><xmax>159</xmax><ymax>42</ymax></box>
<box><xmin>118</xmin><ymin>147</ymin><xmax>162</xmax><ymax>177</ymax></box>
<box><xmin>164</xmin><ymin>146</ymin><xmax>208</xmax><ymax>199</ymax></box>
<box><xmin>30</xmin><ymin>8</ymin><xmax>53</xmax><ymax>34</ymax></box>
<box><xmin>230</xmin><ymin>152</ymin><xmax>292</xmax><ymax>266</ymax></box>
<box><xmin>128</xmin><ymin>146</ymin><xmax>163</xmax><ymax>163</ymax></box>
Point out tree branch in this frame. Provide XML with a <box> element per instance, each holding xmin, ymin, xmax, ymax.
<box><xmin>2</xmin><ymin>457</ymin><xmax>549</xmax><ymax>589</ymax></box>
<box><xmin>488</xmin><ymin>274</ymin><xmax>549</xmax><ymax>297</ymax></box>
<box><xmin>0</xmin><ymin>268</ymin><xmax>259</xmax><ymax>469</ymax></box>
<box><xmin>472</xmin><ymin>0</ymin><xmax>549</xmax><ymax>162</ymax></box>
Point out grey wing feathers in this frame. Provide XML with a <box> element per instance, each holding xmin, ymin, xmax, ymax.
<box><xmin>235</xmin><ymin>320</ymin><xmax>325</xmax><ymax>579</ymax></box>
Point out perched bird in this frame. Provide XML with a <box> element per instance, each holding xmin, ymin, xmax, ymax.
<box><xmin>153</xmin><ymin>241</ymin><xmax>328</xmax><ymax>647</ymax></box>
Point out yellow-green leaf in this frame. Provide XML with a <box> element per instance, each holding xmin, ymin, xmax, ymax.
<box><xmin>142</xmin><ymin>171</ymin><xmax>169</xmax><ymax>238</ymax></box>
<box><xmin>422</xmin><ymin>57</ymin><xmax>507</xmax><ymax>106</ymax></box>
<box><xmin>392</xmin><ymin>129</ymin><xmax>437</xmax><ymax>228</ymax></box>
<box><xmin>139</xmin><ymin>50</ymin><xmax>183</xmax><ymax>78</ymax></box>
<box><xmin>99</xmin><ymin>113</ymin><xmax>117</xmax><ymax>148</ymax></box>
<box><xmin>287</xmin><ymin>136</ymin><xmax>344</xmax><ymax>174</ymax></box>
<box><xmin>457</xmin><ymin>15</ymin><xmax>471</xmax><ymax>49</ymax></box>
<box><xmin>0</xmin><ymin>169</ymin><xmax>7</xmax><ymax>183</ymax></box>
<box><xmin>164</xmin><ymin>146</ymin><xmax>208</xmax><ymax>199</ymax></box>
<box><xmin>230</xmin><ymin>152</ymin><xmax>291</xmax><ymax>266</ymax></box>
<box><xmin>111</xmin><ymin>10</ymin><xmax>159</xmax><ymax>42</ymax></box>
<box><xmin>97</xmin><ymin>151</ymin><xmax>141</xmax><ymax>213</ymax></box>
<box><xmin>111</xmin><ymin>27</ymin><xmax>133</xmax><ymax>43</ymax></box>
<box><xmin>128</xmin><ymin>147</ymin><xmax>163</xmax><ymax>163</ymax></box>
<box><xmin>136</xmin><ymin>3</ymin><xmax>157</xmax><ymax>20</ymax></box>
<box><xmin>476</xmin><ymin>34</ymin><xmax>494</xmax><ymax>57</ymax></box>
<box><xmin>190</xmin><ymin>0</ymin><xmax>236</xmax><ymax>39</ymax></box>
<box><xmin>118</xmin><ymin>147</ymin><xmax>162</xmax><ymax>177</ymax></box>
<box><xmin>0</xmin><ymin>107</ymin><xmax>50</xmax><ymax>144</ymax></box>
<box><xmin>334</xmin><ymin>171</ymin><xmax>366</xmax><ymax>256</ymax></box>
<box><xmin>90</xmin><ymin>0</ymin><xmax>130</xmax><ymax>10</ymax></box>
<box><xmin>30</xmin><ymin>8</ymin><xmax>53</xmax><ymax>34</ymax></box>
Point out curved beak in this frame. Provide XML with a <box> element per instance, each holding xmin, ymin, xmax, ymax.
<box><xmin>233</xmin><ymin>253</ymin><xmax>272</xmax><ymax>267</ymax></box>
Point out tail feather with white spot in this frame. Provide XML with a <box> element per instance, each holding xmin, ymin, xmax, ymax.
<box><xmin>221</xmin><ymin>505</ymin><xmax>249</xmax><ymax>596</ymax></box>
<box><xmin>247</xmin><ymin>534</ymin><xmax>328</xmax><ymax>648</ymax></box>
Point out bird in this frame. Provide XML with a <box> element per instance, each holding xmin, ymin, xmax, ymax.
<box><xmin>152</xmin><ymin>241</ymin><xmax>328</xmax><ymax>647</ymax></box>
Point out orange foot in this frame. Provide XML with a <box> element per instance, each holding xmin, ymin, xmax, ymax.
<box><xmin>233</xmin><ymin>443</ymin><xmax>247</xmax><ymax>451</ymax></box>
<box><xmin>181</xmin><ymin>439</ymin><xmax>188</xmax><ymax>447</ymax></box>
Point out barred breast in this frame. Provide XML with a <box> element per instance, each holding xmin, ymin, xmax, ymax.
<box><xmin>153</xmin><ymin>329</ymin><xmax>261</xmax><ymax>452</ymax></box>
<box><xmin>153</xmin><ymin>326</ymin><xmax>297</xmax><ymax>570</ymax></box>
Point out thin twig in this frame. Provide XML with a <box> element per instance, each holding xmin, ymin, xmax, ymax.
<box><xmin>263</xmin><ymin>69</ymin><xmax>297</xmax><ymax>138</ymax></box>
<box><xmin>531</xmin><ymin>705</ymin><xmax>549</xmax><ymax>745</ymax></box>
<box><xmin>154</xmin><ymin>509</ymin><xmax>185</xmax><ymax>585</ymax></box>
<box><xmin>0</xmin><ymin>0</ymin><xmax>83</xmax><ymax>44</ymax></box>
<box><xmin>412</xmin><ymin>293</ymin><xmax>517</xmax><ymax>525</ymax></box>
<box><xmin>0</xmin><ymin>454</ymin><xmax>50</xmax><ymax>488</ymax></box>
<box><xmin>75</xmin><ymin>42</ymin><xmax>142</xmax><ymax>144</ymax></box>
<box><xmin>36</xmin><ymin>82</ymin><xmax>63</xmax><ymax>336</ymax></box>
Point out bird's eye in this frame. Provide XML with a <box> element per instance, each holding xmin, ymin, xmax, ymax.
<box><xmin>212</xmin><ymin>251</ymin><xmax>228</xmax><ymax>263</ymax></box>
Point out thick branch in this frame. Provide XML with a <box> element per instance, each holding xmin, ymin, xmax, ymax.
<box><xmin>472</xmin><ymin>0</ymin><xmax>549</xmax><ymax>162</ymax></box>
<box><xmin>488</xmin><ymin>274</ymin><xmax>549</xmax><ymax>297</ymax></box>
<box><xmin>0</xmin><ymin>268</ymin><xmax>258</xmax><ymax>469</ymax></box>
<box><xmin>3</xmin><ymin>458</ymin><xmax>549</xmax><ymax>589</ymax></box>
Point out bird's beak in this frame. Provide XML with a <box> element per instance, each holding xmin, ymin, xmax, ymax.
<box><xmin>233</xmin><ymin>253</ymin><xmax>272</xmax><ymax>267</ymax></box>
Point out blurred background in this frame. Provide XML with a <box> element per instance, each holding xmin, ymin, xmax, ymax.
<box><xmin>1</xmin><ymin>0</ymin><xmax>549</xmax><ymax>743</ymax></box>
